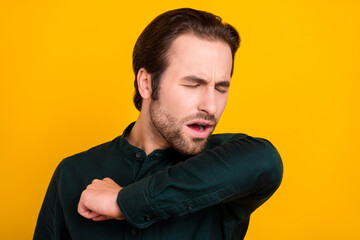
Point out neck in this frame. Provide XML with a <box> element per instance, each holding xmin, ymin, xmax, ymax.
<box><xmin>126</xmin><ymin>110</ymin><xmax>171</xmax><ymax>155</ymax></box>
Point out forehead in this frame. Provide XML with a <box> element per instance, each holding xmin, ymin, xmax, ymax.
<box><xmin>164</xmin><ymin>33</ymin><xmax>233</xmax><ymax>82</ymax></box>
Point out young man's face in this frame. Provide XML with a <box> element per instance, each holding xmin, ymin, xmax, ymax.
<box><xmin>149</xmin><ymin>33</ymin><xmax>233</xmax><ymax>155</ymax></box>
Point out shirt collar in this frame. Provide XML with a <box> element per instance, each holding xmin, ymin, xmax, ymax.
<box><xmin>118</xmin><ymin>122</ymin><xmax>184</xmax><ymax>161</ymax></box>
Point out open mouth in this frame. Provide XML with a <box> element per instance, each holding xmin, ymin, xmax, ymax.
<box><xmin>187</xmin><ymin>123</ymin><xmax>208</xmax><ymax>132</ymax></box>
<box><xmin>185</xmin><ymin>120</ymin><xmax>215</xmax><ymax>138</ymax></box>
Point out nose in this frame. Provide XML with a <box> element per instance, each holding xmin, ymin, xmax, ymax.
<box><xmin>197</xmin><ymin>87</ymin><xmax>217</xmax><ymax>115</ymax></box>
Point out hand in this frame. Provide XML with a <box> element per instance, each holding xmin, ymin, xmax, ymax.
<box><xmin>77</xmin><ymin>177</ymin><xmax>125</xmax><ymax>221</ymax></box>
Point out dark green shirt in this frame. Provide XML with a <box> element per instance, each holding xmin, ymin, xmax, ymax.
<box><xmin>34</xmin><ymin>123</ymin><xmax>283</xmax><ymax>240</ymax></box>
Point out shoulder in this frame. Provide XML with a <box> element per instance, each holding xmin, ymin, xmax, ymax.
<box><xmin>62</xmin><ymin>136</ymin><xmax>121</xmax><ymax>165</ymax></box>
<box><xmin>52</xmin><ymin>136</ymin><xmax>124</xmax><ymax>191</ymax></box>
<box><xmin>58</xmin><ymin>136</ymin><xmax>123</xmax><ymax>182</ymax></box>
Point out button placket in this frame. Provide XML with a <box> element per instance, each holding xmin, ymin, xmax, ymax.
<box><xmin>130</xmin><ymin>228</ymin><xmax>137</xmax><ymax>236</ymax></box>
<box><xmin>135</xmin><ymin>152</ymin><xmax>142</xmax><ymax>158</ymax></box>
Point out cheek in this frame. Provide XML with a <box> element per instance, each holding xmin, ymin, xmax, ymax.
<box><xmin>159</xmin><ymin>88</ymin><xmax>194</xmax><ymax>116</ymax></box>
<box><xmin>215</xmin><ymin>94</ymin><xmax>229</xmax><ymax>118</ymax></box>
<box><xmin>162</xmin><ymin>86</ymin><xmax>197</xmax><ymax>108</ymax></box>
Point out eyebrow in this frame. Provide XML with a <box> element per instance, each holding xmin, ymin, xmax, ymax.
<box><xmin>182</xmin><ymin>75</ymin><xmax>230</xmax><ymax>88</ymax></box>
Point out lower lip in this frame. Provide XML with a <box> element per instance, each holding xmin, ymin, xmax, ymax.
<box><xmin>186</xmin><ymin>125</ymin><xmax>212</xmax><ymax>138</ymax></box>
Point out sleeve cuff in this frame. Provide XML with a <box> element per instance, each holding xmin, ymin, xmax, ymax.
<box><xmin>117</xmin><ymin>176</ymin><xmax>165</xmax><ymax>229</ymax></box>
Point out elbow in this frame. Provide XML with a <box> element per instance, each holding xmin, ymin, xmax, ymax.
<box><xmin>253</xmin><ymin>137</ymin><xmax>284</xmax><ymax>195</ymax></box>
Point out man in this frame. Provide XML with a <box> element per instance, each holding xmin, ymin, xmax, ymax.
<box><xmin>34</xmin><ymin>8</ymin><xmax>283</xmax><ymax>240</ymax></box>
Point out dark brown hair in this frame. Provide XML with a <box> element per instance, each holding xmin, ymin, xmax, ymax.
<box><xmin>132</xmin><ymin>8</ymin><xmax>240</xmax><ymax>111</ymax></box>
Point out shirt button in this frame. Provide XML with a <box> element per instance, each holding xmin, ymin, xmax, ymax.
<box><xmin>187</xmin><ymin>205</ymin><xmax>194</xmax><ymax>210</ymax></box>
<box><xmin>130</xmin><ymin>229</ymin><xmax>137</xmax><ymax>236</ymax></box>
<box><xmin>135</xmin><ymin>152</ymin><xmax>142</xmax><ymax>158</ymax></box>
<box><xmin>155</xmin><ymin>153</ymin><xmax>160</xmax><ymax>157</ymax></box>
<box><xmin>144</xmin><ymin>215</ymin><xmax>151</xmax><ymax>221</ymax></box>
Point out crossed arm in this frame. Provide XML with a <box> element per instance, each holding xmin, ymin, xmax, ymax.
<box><xmin>77</xmin><ymin>134</ymin><xmax>283</xmax><ymax>227</ymax></box>
<box><xmin>77</xmin><ymin>177</ymin><xmax>125</xmax><ymax>221</ymax></box>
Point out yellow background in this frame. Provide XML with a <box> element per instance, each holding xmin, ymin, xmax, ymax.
<box><xmin>1</xmin><ymin>0</ymin><xmax>359</xmax><ymax>239</ymax></box>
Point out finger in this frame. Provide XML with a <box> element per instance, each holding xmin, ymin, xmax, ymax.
<box><xmin>92</xmin><ymin>215</ymin><xmax>112</xmax><ymax>221</ymax></box>
<box><xmin>77</xmin><ymin>200</ymin><xmax>86</xmax><ymax>216</ymax></box>
<box><xmin>78</xmin><ymin>199</ymin><xmax>100</xmax><ymax>219</ymax></box>
<box><xmin>102</xmin><ymin>177</ymin><xmax>113</xmax><ymax>182</ymax></box>
<box><xmin>78</xmin><ymin>206</ymin><xmax>101</xmax><ymax>219</ymax></box>
<box><xmin>92</xmin><ymin>179</ymin><xmax>100</xmax><ymax>184</ymax></box>
<box><xmin>79</xmin><ymin>209</ymin><xmax>95</xmax><ymax>219</ymax></box>
<box><xmin>88</xmin><ymin>211</ymin><xmax>102</xmax><ymax>218</ymax></box>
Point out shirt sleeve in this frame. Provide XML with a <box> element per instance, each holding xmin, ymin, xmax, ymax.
<box><xmin>33</xmin><ymin>162</ymin><xmax>71</xmax><ymax>240</ymax></box>
<box><xmin>117</xmin><ymin>135</ymin><xmax>283</xmax><ymax>229</ymax></box>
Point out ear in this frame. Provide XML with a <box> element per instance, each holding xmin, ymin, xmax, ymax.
<box><xmin>137</xmin><ymin>68</ymin><xmax>152</xmax><ymax>99</ymax></box>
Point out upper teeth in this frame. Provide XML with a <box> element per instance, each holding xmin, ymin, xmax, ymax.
<box><xmin>199</xmin><ymin>125</ymin><xmax>205</xmax><ymax>131</ymax></box>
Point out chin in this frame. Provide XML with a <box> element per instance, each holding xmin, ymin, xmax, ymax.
<box><xmin>174</xmin><ymin>137</ymin><xmax>209</xmax><ymax>155</ymax></box>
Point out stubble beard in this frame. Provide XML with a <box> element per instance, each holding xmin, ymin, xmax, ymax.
<box><xmin>149</xmin><ymin>100</ymin><xmax>216</xmax><ymax>155</ymax></box>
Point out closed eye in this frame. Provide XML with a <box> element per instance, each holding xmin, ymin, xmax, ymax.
<box><xmin>215</xmin><ymin>82</ymin><xmax>230</xmax><ymax>93</ymax></box>
<box><xmin>216</xmin><ymin>87</ymin><xmax>229</xmax><ymax>93</ymax></box>
<box><xmin>183</xmin><ymin>84</ymin><xmax>199</xmax><ymax>88</ymax></box>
